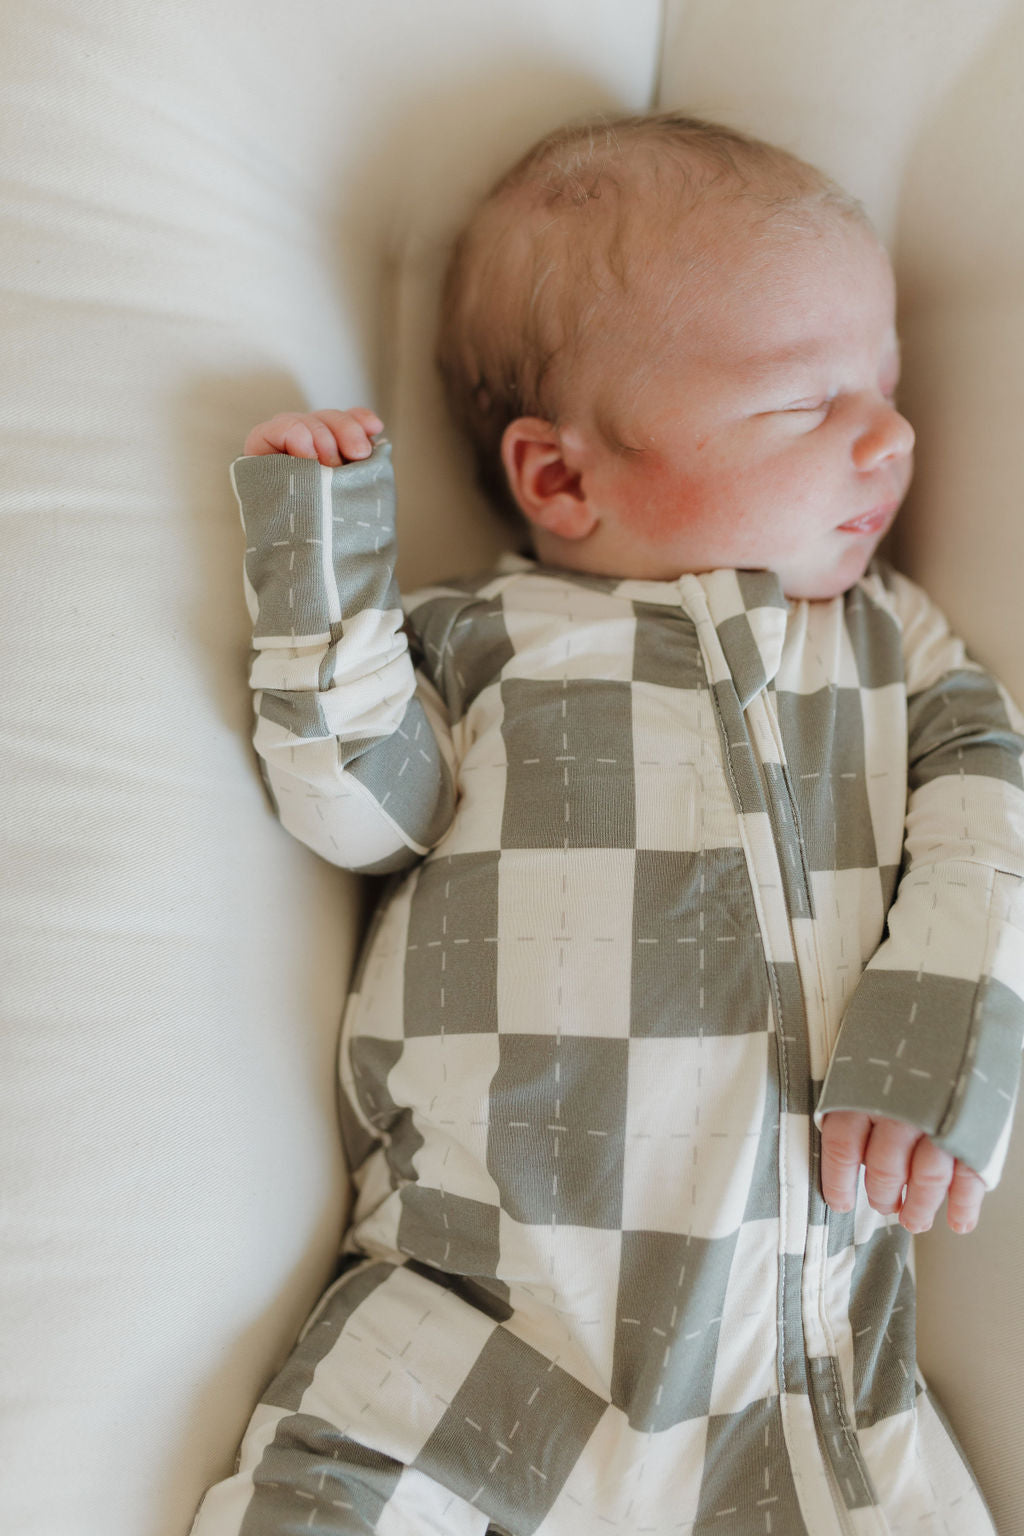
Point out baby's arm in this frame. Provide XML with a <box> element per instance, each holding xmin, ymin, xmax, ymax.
<box><xmin>816</xmin><ymin>567</ymin><xmax>1024</xmax><ymax>1231</ymax></box>
<box><xmin>232</xmin><ymin>409</ymin><xmax>457</xmax><ymax>873</ymax></box>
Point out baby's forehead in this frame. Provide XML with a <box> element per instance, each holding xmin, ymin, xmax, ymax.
<box><xmin>503</xmin><ymin>143</ymin><xmax>869</xmax><ymax>299</ymax></box>
<box><xmin>574</xmin><ymin>193</ymin><xmax>883</xmax><ymax>324</ymax></box>
<box><xmin>581</xmin><ymin>212</ymin><xmax>896</xmax><ymax>385</ymax></box>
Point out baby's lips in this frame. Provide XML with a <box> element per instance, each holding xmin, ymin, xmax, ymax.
<box><xmin>838</xmin><ymin>500</ymin><xmax>901</xmax><ymax>534</ymax></box>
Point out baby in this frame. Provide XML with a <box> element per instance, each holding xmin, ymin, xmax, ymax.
<box><xmin>194</xmin><ymin>115</ymin><xmax>1024</xmax><ymax>1535</ymax></box>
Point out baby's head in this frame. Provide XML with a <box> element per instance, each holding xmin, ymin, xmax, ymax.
<box><xmin>438</xmin><ymin>113</ymin><xmax>914</xmax><ymax>599</ymax></box>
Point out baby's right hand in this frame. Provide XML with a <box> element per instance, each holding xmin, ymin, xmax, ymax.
<box><xmin>243</xmin><ymin>408</ymin><xmax>384</xmax><ymax>466</ymax></box>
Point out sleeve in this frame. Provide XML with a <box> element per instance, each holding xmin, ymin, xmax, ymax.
<box><xmin>231</xmin><ymin>440</ymin><xmax>457</xmax><ymax>874</ymax></box>
<box><xmin>815</xmin><ymin>569</ymin><xmax>1024</xmax><ymax>1187</ymax></box>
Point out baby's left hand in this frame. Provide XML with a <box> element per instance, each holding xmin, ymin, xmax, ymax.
<box><xmin>243</xmin><ymin>408</ymin><xmax>383</xmax><ymax>465</ymax></box>
<box><xmin>819</xmin><ymin>1111</ymin><xmax>986</xmax><ymax>1234</ymax></box>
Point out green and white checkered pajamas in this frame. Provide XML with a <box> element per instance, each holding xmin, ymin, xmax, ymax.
<box><xmin>194</xmin><ymin>442</ymin><xmax>1024</xmax><ymax>1535</ymax></box>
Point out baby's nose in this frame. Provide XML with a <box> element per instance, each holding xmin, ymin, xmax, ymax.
<box><xmin>853</xmin><ymin>401</ymin><xmax>916</xmax><ymax>470</ymax></box>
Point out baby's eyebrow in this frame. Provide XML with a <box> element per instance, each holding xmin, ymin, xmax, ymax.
<box><xmin>746</xmin><ymin>342</ymin><xmax>830</xmax><ymax>373</ymax></box>
<box><xmin>739</xmin><ymin>349</ymin><xmax>826</xmax><ymax>388</ymax></box>
<box><xmin>743</xmin><ymin>335</ymin><xmax>902</xmax><ymax>381</ymax></box>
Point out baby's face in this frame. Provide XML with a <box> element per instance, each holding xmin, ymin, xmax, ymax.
<box><xmin>555</xmin><ymin>212</ymin><xmax>914</xmax><ymax>600</ymax></box>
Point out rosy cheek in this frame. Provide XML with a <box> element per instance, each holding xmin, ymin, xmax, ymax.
<box><xmin>613</xmin><ymin>462</ymin><xmax>719</xmax><ymax>544</ymax></box>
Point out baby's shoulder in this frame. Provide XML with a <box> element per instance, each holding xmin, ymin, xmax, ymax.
<box><xmin>857</xmin><ymin>557</ymin><xmax>958</xmax><ymax>635</ymax></box>
<box><xmin>402</xmin><ymin>561</ymin><xmax>529</xmax><ymax>718</ymax></box>
<box><xmin>856</xmin><ymin>555</ymin><xmax>912</xmax><ymax>607</ymax></box>
<box><xmin>853</xmin><ymin>558</ymin><xmax>973</xmax><ymax>695</ymax></box>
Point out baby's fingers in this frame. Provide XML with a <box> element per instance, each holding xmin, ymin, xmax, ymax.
<box><xmin>896</xmin><ymin>1135</ymin><xmax>955</xmax><ymax>1233</ymax></box>
<box><xmin>860</xmin><ymin>1118</ymin><xmax>924</xmax><ymax>1218</ymax></box>
<box><xmin>282</xmin><ymin>419</ymin><xmax>326</xmax><ymax>460</ymax></box>
<box><xmin>819</xmin><ymin>1110</ymin><xmax>872</xmax><ymax>1213</ymax></box>
<box><xmin>243</xmin><ymin>415</ymin><xmax>321</xmax><ymax>460</ymax></box>
<box><xmin>243</xmin><ymin>408</ymin><xmax>384</xmax><ymax>464</ymax></box>
<box><xmin>944</xmin><ymin>1160</ymin><xmax>986</xmax><ymax>1235</ymax></box>
<box><xmin>315</xmin><ymin>409</ymin><xmax>384</xmax><ymax>463</ymax></box>
<box><xmin>821</xmin><ymin>1113</ymin><xmax>986</xmax><ymax>1235</ymax></box>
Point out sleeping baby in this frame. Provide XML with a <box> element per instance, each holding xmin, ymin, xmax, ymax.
<box><xmin>193</xmin><ymin>113</ymin><xmax>1024</xmax><ymax>1535</ymax></box>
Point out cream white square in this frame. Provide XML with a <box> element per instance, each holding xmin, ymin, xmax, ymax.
<box><xmin>857</xmin><ymin>1394</ymin><xmax>992</xmax><ymax>1531</ymax></box>
<box><xmin>810</xmin><ymin>864</ymin><xmax>887</xmax><ymax>968</ymax></box>
<box><xmin>501</xmin><ymin>587</ymin><xmax>637</xmax><ymax>684</ymax></box>
<box><xmin>708</xmin><ymin>1217</ymin><xmax>780</xmax><ymax>1415</ymax></box>
<box><xmin>790</xmin><ymin>914</ymin><xmax>833</xmax><ymax>1079</ymax></box>
<box><xmin>777</xmin><ymin>598</ymin><xmax>861</xmax><ymax>694</ymax></box>
<box><xmin>496</xmin><ymin>849</ymin><xmax>635</xmax><ymax>1036</ymax></box>
<box><xmin>533</xmin><ymin>1404</ymin><xmax>708</xmax><ymax>1535</ymax></box>
<box><xmin>806</xmin><ymin>868</ymin><xmax>887</xmax><ymax>1057</ymax></box>
<box><xmin>344</xmin><ymin>871</ymin><xmax>415</xmax><ymax>1043</ymax></box>
<box><xmin>441</xmin><ymin>724</ymin><xmax>508</xmax><ymax>856</ymax></box>
<box><xmin>859</xmin><ymin>681</ymin><xmax>908</xmax><ymax>867</ymax></box>
<box><xmin>991</xmin><ymin>866</ymin><xmax>1024</xmax><ymax>999</ymax></box>
<box><xmin>301</xmin><ymin>1267</ymin><xmax>498</xmax><ymax>1463</ymax></box>
<box><xmin>632</xmin><ymin>683</ymin><xmax>742</xmax><ymax>852</ymax></box>
<box><xmin>875</xmin><ymin>860</ymin><xmax>990</xmax><ymax>983</ymax></box>
<box><xmin>496</xmin><ymin>1215</ymin><xmax>623</xmax><ymax>1401</ymax></box>
<box><xmin>782</xmin><ymin>1111</ymin><xmax>812</xmax><ymax>1256</ymax></box>
<box><xmin>692</xmin><ymin>570</ymin><xmax>746</xmax><ymax>624</ymax></box>
<box><xmin>621</xmin><ymin>1034</ymin><xmax>769</xmax><ymax>1237</ymax></box>
<box><xmin>388</xmin><ymin>1034</ymin><xmax>502</xmax><ymax>1208</ymax></box>
<box><xmin>377</xmin><ymin>1468</ymin><xmax>489</xmax><ymax>1536</ymax></box>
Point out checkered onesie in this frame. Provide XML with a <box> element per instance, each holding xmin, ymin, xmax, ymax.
<box><xmin>193</xmin><ymin>443</ymin><xmax>1024</xmax><ymax>1536</ymax></box>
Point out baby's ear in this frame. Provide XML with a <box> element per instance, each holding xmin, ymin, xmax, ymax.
<box><xmin>501</xmin><ymin>417</ymin><xmax>598</xmax><ymax>541</ymax></box>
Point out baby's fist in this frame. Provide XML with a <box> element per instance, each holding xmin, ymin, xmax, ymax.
<box><xmin>243</xmin><ymin>408</ymin><xmax>384</xmax><ymax>466</ymax></box>
<box><xmin>819</xmin><ymin>1111</ymin><xmax>986</xmax><ymax>1234</ymax></box>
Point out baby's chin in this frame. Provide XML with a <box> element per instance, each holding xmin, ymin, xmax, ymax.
<box><xmin>777</xmin><ymin>544</ymin><xmax>882</xmax><ymax>602</ymax></box>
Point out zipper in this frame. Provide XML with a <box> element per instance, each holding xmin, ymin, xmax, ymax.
<box><xmin>820</xmin><ymin>1440</ymin><xmax>859</xmax><ymax>1536</ymax></box>
<box><xmin>688</xmin><ymin>587</ymin><xmax>883</xmax><ymax>1536</ymax></box>
<box><xmin>743</xmin><ymin>690</ymin><xmax>884</xmax><ymax>1536</ymax></box>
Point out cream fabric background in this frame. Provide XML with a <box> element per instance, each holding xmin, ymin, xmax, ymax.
<box><xmin>0</xmin><ymin>3</ymin><xmax>1020</xmax><ymax>1534</ymax></box>
<box><xmin>0</xmin><ymin>6</ymin><xmax>658</xmax><ymax>1535</ymax></box>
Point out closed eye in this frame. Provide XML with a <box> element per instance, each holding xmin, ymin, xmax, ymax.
<box><xmin>758</xmin><ymin>398</ymin><xmax>833</xmax><ymax>427</ymax></box>
<box><xmin>753</xmin><ymin>391</ymin><xmax>835</xmax><ymax>420</ymax></box>
<box><xmin>784</xmin><ymin>397</ymin><xmax>832</xmax><ymax>413</ymax></box>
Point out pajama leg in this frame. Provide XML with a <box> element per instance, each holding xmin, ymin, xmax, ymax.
<box><xmin>190</xmin><ymin>1259</ymin><xmax>501</xmax><ymax>1536</ymax></box>
<box><xmin>190</xmin><ymin>1406</ymin><xmax>494</xmax><ymax>1536</ymax></box>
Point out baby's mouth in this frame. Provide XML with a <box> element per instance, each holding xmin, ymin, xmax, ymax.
<box><xmin>837</xmin><ymin>502</ymin><xmax>900</xmax><ymax>535</ymax></box>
